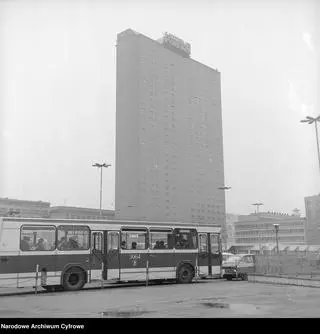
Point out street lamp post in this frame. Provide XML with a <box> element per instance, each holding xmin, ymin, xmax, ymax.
<box><xmin>252</xmin><ymin>202</ymin><xmax>263</xmax><ymax>214</ymax></box>
<box><xmin>273</xmin><ymin>224</ymin><xmax>279</xmax><ymax>255</ymax></box>
<box><xmin>300</xmin><ymin>115</ymin><xmax>320</xmax><ymax>173</ymax></box>
<box><xmin>92</xmin><ymin>162</ymin><xmax>111</xmax><ymax>216</ymax></box>
<box><xmin>217</xmin><ymin>185</ymin><xmax>232</xmax><ymax>251</ymax></box>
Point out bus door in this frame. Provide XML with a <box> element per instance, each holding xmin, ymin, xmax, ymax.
<box><xmin>105</xmin><ymin>231</ymin><xmax>120</xmax><ymax>280</ymax></box>
<box><xmin>210</xmin><ymin>233</ymin><xmax>222</xmax><ymax>277</ymax></box>
<box><xmin>198</xmin><ymin>233</ymin><xmax>211</xmax><ymax>277</ymax></box>
<box><xmin>90</xmin><ymin>231</ymin><xmax>106</xmax><ymax>281</ymax></box>
<box><xmin>148</xmin><ymin>229</ymin><xmax>175</xmax><ymax>280</ymax></box>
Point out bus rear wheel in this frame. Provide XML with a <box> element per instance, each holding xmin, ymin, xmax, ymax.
<box><xmin>62</xmin><ymin>267</ymin><xmax>86</xmax><ymax>291</ymax></box>
<box><xmin>177</xmin><ymin>264</ymin><xmax>194</xmax><ymax>284</ymax></box>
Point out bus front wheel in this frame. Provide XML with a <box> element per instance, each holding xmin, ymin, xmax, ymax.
<box><xmin>177</xmin><ymin>264</ymin><xmax>194</xmax><ymax>284</ymax></box>
<box><xmin>62</xmin><ymin>267</ymin><xmax>86</xmax><ymax>291</ymax></box>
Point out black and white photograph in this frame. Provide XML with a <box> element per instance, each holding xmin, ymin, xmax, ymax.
<box><xmin>0</xmin><ymin>0</ymin><xmax>319</xmax><ymax>320</ymax></box>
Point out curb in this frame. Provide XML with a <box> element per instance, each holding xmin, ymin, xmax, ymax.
<box><xmin>0</xmin><ymin>278</ymin><xmax>226</xmax><ymax>297</ymax></box>
<box><xmin>0</xmin><ymin>282</ymin><xmax>144</xmax><ymax>297</ymax></box>
<box><xmin>248</xmin><ymin>275</ymin><xmax>320</xmax><ymax>288</ymax></box>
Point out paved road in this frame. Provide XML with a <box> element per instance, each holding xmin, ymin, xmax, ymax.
<box><xmin>0</xmin><ymin>280</ymin><xmax>320</xmax><ymax>317</ymax></box>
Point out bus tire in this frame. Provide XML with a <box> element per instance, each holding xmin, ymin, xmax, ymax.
<box><xmin>226</xmin><ymin>276</ymin><xmax>233</xmax><ymax>281</ymax></box>
<box><xmin>177</xmin><ymin>264</ymin><xmax>194</xmax><ymax>284</ymax></box>
<box><xmin>62</xmin><ymin>267</ymin><xmax>86</xmax><ymax>291</ymax></box>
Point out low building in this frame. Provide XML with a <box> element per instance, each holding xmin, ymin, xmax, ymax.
<box><xmin>49</xmin><ymin>206</ymin><xmax>115</xmax><ymax>220</ymax></box>
<box><xmin>234</xmin><ymin>210</ymin><xmax>306</xmax><ymax>245</ymax></box>
<box><xmin>305</xmin><ymin>194</ymin><xmax>320</xmax><ymax>245</ymax></box>
<box><xmin>0</xmin><ymin>197</ymin><xmax>50</xmax><ymax>218</ymax></box>
<box><xmin>226</xmin><ymin>213</ymin><xmax>239</xmax><ymax>248</ymax></box>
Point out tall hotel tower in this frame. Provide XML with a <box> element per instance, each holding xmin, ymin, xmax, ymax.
<box><xmin>115</xmin><ymin>29</ymin><xmax>226</xmax><ymax>240</ymax></box>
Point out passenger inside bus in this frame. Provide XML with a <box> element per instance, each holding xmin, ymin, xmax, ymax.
<box><xmin>58</xmin><ymin>236</ymin><xmax>68</xmax><ymax>250</ymax></box>
<box><xmin>176</xmin><ymin>235</ymin><xmax>190</xmax><ymax>249</ymax></box>
<box><xmin>68</xmin><ymin>236</ymin><xmax>79</xmax><ymax>249</ymax></box>
<box><xmin>35</xmin><ymin>238</ymin><xmax>46</xmax><ymax>251</ymax></box>
<box><xmin>154</xmin><ymin>240</ymin><xmax>166</xmax><ymax>249</ymax></box>
<box><xmin>21</xmin><ymin>236</ymin><xmax>30</xmax><ymax>251</ymax></box>
<box><xmin>121</xmin><ymin>241</ymin><xmax>126</xmax><ymax>249</ymax></box>
<box><xmin>159</xmin><ymin>241</ymin><xmax>166</xmax><ymax>249</ymax></box>
<box><xmin>131</xmin><ymin>242</ymin><xmax>137</xmax><ymax>249</ymax></box>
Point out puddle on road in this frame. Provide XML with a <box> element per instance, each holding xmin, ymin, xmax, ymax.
<box><xmin>201</xmin><ymin>297</ymin><xmax>226</xmax><ymax>301</ymax></box>
<box><xmin>202</xmin><ymin>302</ymin><xmax>229</xmax><ymax>309</ymax></box>
<box><xmin>101</xmin><ymin>309</ymin><xmax>153</xmax><ymax>318</ymax></box>
<box><xmin>199</xmin><ymin>297</ymin><xmax>262</xmax><ymax>315</ymax></box>
<box><xmin>201</xmin><ymin>301</ymin><xmax>262</xmax><ymax>315</ymax></box>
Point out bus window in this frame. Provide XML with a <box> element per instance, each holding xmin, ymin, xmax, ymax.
<box><xmin>121</xmin><ymin>229</ymin><xmax>147</xmax><ymax>250</ymax></box>
<box><xmin>20</xmin><ymin>225</ymin><xmax>56</xmax><ymax>251</ymax></box>
<box><xmin>57</xmin><ymin>225</ymin><xmax>90</xmax><ymax>251</ymax></box>
<box><xmin>107</xmin><ymin>232</ymin><xmax>119</xmax><ymax>251</ymax></box>
<box><xmin>149</xmin><ymin>229</ymin><xmax>173</xmax><ymax>249</ymax></box>
<box><xmin>174</xmin><ymin>229</ymin><xmax>197</xmax><ymax>249</ymax></box>
<box><xmin>92</xmin><ymin>232</ymin><xmax>103</xmax><ymax>252</ymax></box>
<box><xmin>199</xmin><ymin>234</ymin><xmax>208</xmax><ymax>252</ymax></box>
<box><xmin>210</xmin><ymin>234</ymin><xmax>220</xmax><ymax>253</ymax></box>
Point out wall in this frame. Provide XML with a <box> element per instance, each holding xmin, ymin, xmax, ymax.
<box><xmin>115</xmin><ymin>29</ymin><xmax>225</xmax><ymax>229</ymax></box>
<box><xmin>254</xmin><ymin>254</ymin><xmax>320</xmax><ymax>277</ymax></box>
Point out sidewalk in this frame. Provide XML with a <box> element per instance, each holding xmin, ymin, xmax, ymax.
<box><xmin>0</xmin><ymin>281</ymin><xmax>129</xmax><ymax>297</ymax></box>
<box><xmin>249</xmin><ymin>274</ymin><xmax>320</xmax><ymax>288</ymax></box>
<box><xmin>0</xmin><ymin>277</ymin><xmax>224</xmax><ymax>297</ymax></box>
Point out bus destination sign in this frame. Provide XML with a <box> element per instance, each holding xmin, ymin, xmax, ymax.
<box><xmin>162</xmin><ymin>32</ymin><xmax>191</xmax><ymax>58</ymax></box>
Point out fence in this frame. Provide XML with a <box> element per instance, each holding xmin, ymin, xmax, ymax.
<box><xmin>254</xmin><ymin>254</ymin><xmax>320</xmax><ymax>279</ymax></box>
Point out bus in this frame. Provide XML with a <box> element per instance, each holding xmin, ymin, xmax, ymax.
<box><xmin>0</xmin><ymin>217</ymin><xmax>222</xmax><ymax>291</ymax></box>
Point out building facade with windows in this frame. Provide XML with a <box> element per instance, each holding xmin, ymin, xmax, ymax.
<box><xmin>49</xmin><ymin>206</ymin><xmax>115</xmax><ymax>220</ymax></box>
<box><xmin>234</xmin><ymin>211</ymin><xmax>306</xmax><ymax>245</ymax></box>
<box><xmin>115</xmin><ymin>29</ymin><xmax>226</xmax><ymax>241</ymax></box>
<box><xmin>0</xmin><ymin>197</ymin><xmax>116</xmax><ymax>221</ymax></box>
<box><xmin>226</xmin><ymin>213</ymin><xmax>239</xmax><ymax>248</ymax></box>
<box><xmin>0</xmin><ymin>198</ymin><xmax>50</xmax><ymax>218</ymax></box>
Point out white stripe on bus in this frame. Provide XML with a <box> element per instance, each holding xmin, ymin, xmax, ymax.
<box><xmin>120</xmin><ymin>250</ymin><xmax>149</xmax><ymax>254</ymax></box>
<box><xmin>148</xmin><ymin>272</ymin><xmax>176</xmax><ymax>279</ymax></box>
<box><xmin>0</xmin><ymin>249</ymin><xmax>203</xmax><ymax>256</ymax></box>
<box><xmin>148</xmin><ymin>250</ymin><xmax>175</xmax><ymax>253</ymax></box>
<box><xmin>120</xmin><ymin>249</ymin><xmax>198</xmax><ymax>254</ymax></box>
<box><xmin>172</xmin><ymin>249</ymin><xmax>198</xmax><ymax>254</ymax></box>
<box><xmin>0</xmin><ymin>251</ymin><xmax>90</xmax><ymax>256</ymax></box>
<box><xmin>0</xmin><ymin>272</ymin><xmax>60</xmax><ymax>280</ymax></box>
<box><xmin>211</xmin><ymin>266</ymin><xmax>221</xmax><ymax>275</ymax></box>
<box><xmin>0</xmin><ymin>271</ymin><xmax>61</xmax><ymax>287</ymax></box>
<box><xmin>148</xmin><ymin>267</ymin><xmax>175</xmax><ymax>272</ymax></box>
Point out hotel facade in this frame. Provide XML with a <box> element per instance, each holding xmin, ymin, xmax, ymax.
<box><xmin>115</xmin><ymin>29</ymin><xmax>226</xmax><ymax>242</ymax></box>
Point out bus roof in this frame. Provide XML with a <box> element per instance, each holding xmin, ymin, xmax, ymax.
<box><xmin>0</xmin><ymin>216</ymin><xmax>221</xmax><ymax>229</ymax></box>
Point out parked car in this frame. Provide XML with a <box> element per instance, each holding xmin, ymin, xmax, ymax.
<box><xmin>222</xmin><ymin>254</ymin><xmax>255</xmax><ymax>281</ymax></box>
<box><xmin>222</xmin><ymin>252</ymin><xmax>234</xmax><ymax>263</ymax></box>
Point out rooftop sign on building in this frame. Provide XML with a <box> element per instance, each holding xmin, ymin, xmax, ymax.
<box><xmin>159</xmin><ymin>32</ymin><xmax>191</xmax><ymax>58</ymax></box>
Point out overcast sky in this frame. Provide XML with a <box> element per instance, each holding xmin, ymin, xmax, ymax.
<box><xmin>0</xmin><ymin>0</ymin><xmax>319</xmax><ymax>215</ymax></box>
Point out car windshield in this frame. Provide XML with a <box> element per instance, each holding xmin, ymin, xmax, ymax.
<box><xmin>223</xmin><ymin>254</ymin><xmax>233</xmax><ymax>261</ymax></box>
<box><xmin>226</xmin><ymin>255</ymin><xmax>242</xmax><ymax>262</ymax></box>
